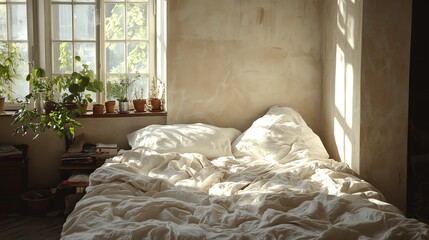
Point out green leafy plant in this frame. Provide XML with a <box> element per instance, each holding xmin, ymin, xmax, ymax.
<box><xmin>60</xmin><ymin>56</ymin><xmax>103</xmax><ymax>107</ymax></box>
<box><xmin>0</xmin><ymin>41</ymin><xmax>23</xmax><ymax>101</ymax></box>
<box><xmin>26</xmin><ymin>67</ymin><xmax>59</xmax><ymax>102</ymax></box>
<box><xmin>107</xmin><ymin>74</ymin><xmax>135</xmax><ymax>102</ymax></box>
<box><xmin>12</xmin><ymin>56</ymin><xmax>102</xmax><ymax>150</ymax></box>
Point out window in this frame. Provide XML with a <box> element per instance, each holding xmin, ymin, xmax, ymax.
<box><xmin>48</xmin><ymin>0</ymin><xmax>155</xmax><ymax>105</ymax></box>
<box><xmin>1</xmin><ymin>0</ymin><xmax>160</xmax><ymax>110</ymax></box>
<box><xmin>0</xmin><ymin>0</ymin><xmax>30</xmax><ymax>103</ymax></box>
<box><xmin>103</xmin><ymin>0</ymin><xmax>152</xmax><ymax>101</ymax></box>
<box><xmin>50</xmin><ymin>0</ymin><xmax>97</xmax><ymax>75</ymax></box>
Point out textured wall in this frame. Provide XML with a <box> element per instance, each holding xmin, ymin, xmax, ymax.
<box><xmin>360</xmin><ymin>0</ymin><xmax>412</xmax><ymax>212</ymax></box>
<box><xmin>321</xmin><ymin>0</ymin><xmax>362</xmax><ymax>173</ymax></box>
<box><xmin>167</xmin><ymin>0</ymin><xmax>323</xmax><ymax>134</ymax></box>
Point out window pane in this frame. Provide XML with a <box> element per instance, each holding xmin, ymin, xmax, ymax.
<box><xmin>127</xmin><ymin>3</ymin><xmax>147</xmax><ymax>40</ymax></box>
<box><xmin>130</xmin><ymin>74</ymin><xmax>148</xmax><ymax>99</ymax></box>
<box><xmin>11</xmin><ymin>75</ymin><xmax>29</xmax><ymax>100</ymax></box>
<box><xmin>0</xmin><ymin>5</ymin><xmax>6</xmax><ymax>40</ymax></box>
<box><xmin>105</xmin><ymin>3</ymin><xmax>125</xmax><ymax>40</ymax></box>
<box><xmin>74</xmin><ymin>42</ymin><xmax>96</xmax><ymax>72</ymax></box>
<box><xmin>128</xmin><ymin>42</ymin><xmax>147</xmax><ymax>73</ymax></box>
<box><xmin>75</xmin><ymin>0</ymin><xmax>95</xmax><ymax>2</ymax></box>
<box><xmin>105</xmin><ymin>42</ymin><xmax>125</xmax><ymax>73</ymax></box>
<box><xmin>10</xmin><ymin>4</ymin><xmax>27</xmax><ymax>40</ymax></box>
<box><xmin>52</xmin><ymin>4</ymin><xmax>72</xmax><ymax>41</ymax></box>
<box><xmin>53</xmin><ymin>42</ymin><xmax>73</xmax><ymax>74</ymax></box>
<box><xmin>74</xmin><ymin>4</ymin><xmax>96</xmax><ymax>41</ymax></box>
<box><xmin>14</xmin><ymin>42</ymin><xmax>28</xmax><ymax>74</ymax></box>
<box><xmin>106</xmin><ymin>75</ymin><xmax>120</xmax><ymax>101</ymax></box>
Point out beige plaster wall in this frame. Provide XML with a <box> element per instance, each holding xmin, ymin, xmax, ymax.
<box><xmin>321</xmin><ymin>0</ymin><xmax>362</xmax><ymax>173</ymax></box>
<box><xmin>167</xmin><ymin>0</ymin><xmax>323</xmax><ymax>134</ymax></box>
<box><xmin>0</xmin><ymin>116</ymin><xmax>166</xmax><ymax>188</ymax></box>
<box><xmin>360</xmin><ymin>0</ymin><xmax>412</xmax><ymax>212</ymax></box>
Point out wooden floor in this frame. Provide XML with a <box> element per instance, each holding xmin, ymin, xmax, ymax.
<box><xmin>0</xmin><ymin>212</ymin><xmax>66</xmax><ymax>240</ymax></box>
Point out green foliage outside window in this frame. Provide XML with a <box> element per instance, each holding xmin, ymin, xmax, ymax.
<box><xmin>0</xmin><ymin>41</ymin><xmax>23</xmax><ymax>101</ymax></box>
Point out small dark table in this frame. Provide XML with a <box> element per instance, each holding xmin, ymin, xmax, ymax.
<box><xmin>0</xmin><ymin>144</ymin><xmax>28</xmax><ymax>213</ymax></box>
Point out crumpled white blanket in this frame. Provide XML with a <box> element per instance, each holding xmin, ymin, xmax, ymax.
<box><xmin>61</xmin><ymin>148</ymin><xmax>429</xmax><ymax>240</ymax></box>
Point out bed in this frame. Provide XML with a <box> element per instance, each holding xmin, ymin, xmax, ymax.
<box><xmin>61</xmin><ymin>106</ymin><xmax>429</xmax><ymax>239</ymax></box>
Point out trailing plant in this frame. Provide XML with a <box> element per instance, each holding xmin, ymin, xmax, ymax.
<box><xmin>0</xmin><ymin>41</ymin><xmax>23</xmax><ymax>101</ymax></box>
<box><xmin>12</xmin><ymin>56</ymin><xmax>102</xmax><ymax>150</ymax></box>
<box><xmin>13</xmin><ymin>100</ymin><xmax>81</xmax><ymax>142</ymax></box>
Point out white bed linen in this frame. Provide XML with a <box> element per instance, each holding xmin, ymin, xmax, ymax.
<box><xmin>61</xmin><ymin>148</ymin><xmax>428</xmax><ymax>239</ymax></box>
<box><xmin>61</xmin><ymin>107</ymin><xmax>428</xmax><ymax>239</ymax></box>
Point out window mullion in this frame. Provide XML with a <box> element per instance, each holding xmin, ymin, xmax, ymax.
<box><xmin>71</xmin><ymin>1</ymin><xmax>75</xmax><ymax>72</ymax></box>
<box><xmin>124</xmin><ymin>2</ymin><xmax>128</xmax><ymax>75</ymax></box>
<box><xmin>97</xmin><ymin>0</ymin><xmax>103</xmax><ymax>104</ymax></box>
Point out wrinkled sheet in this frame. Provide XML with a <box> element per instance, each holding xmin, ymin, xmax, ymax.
<box><xmin>61</xmin><ymin>147</ymin><xmax>429</xmax><ymax>240</ymax></box>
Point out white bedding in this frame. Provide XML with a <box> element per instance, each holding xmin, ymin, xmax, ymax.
<box><xmin>61</xmin><ymin>107</ymin><xmax>429</xmax><ymax>239</ymax></box>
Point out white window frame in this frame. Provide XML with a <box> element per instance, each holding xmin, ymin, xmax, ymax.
<box><xmin>2</xmin><ymin>0</ymin><xmax>34</xmax><ymax>110</ymax></box>
<box><xmin>45</xmin><ymin>0</ymin><xmax>156</xmax><ymax>107</ymax></box>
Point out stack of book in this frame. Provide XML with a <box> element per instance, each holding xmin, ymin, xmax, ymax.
<box><xmin>0</xmin><ymin>145</ymin><xmax>23</xmax><ymax>157</ymax></box>
<box><xmin>61</xmin><ymin>152</ymin><xmax>94</xmax><ymax>165</ymax></box>
<box><xmin>95</xmin><ymin>143</ymin><xmax>119</xmax><ymax>155</ymax></box>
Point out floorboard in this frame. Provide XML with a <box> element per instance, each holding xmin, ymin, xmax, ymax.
<box><xmin>0</xmin><ymin>212</ymin><xmax>65</xmax><ymax>240</ymax></box>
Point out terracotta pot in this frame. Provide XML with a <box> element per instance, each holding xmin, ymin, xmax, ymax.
<box><xmin>44</xmin><ymin>101</ymin><xmax>56</xmax><ymax>114</ymax></box>
<box><xmin>105</xmin><ymin>101</ymin><xmax>116</xmax><ymax>113</ymax></box>
<box><xmin>0</xmin><ymin>97</ymin><xmax>5</xmax><ymax>113</ymax></box>
<box><xmin>133</xmin><ymin>99</ymin><xmax>146</xmax><ymax>112</ymax></box>
<box><xmin>65</xmin><ymin>102</ymin><xmax>78</xmax><ymax>110</ymax></box>
<box><xmin>93</xmin><ymin>104</ymin><xmax>104</xmax><ymax>114</ymax></box>
<box><xmin>150</xmin><ymin>98</ymin><xmax>162</xmax><ymax>111</ymax></box>
<box><xmin>81</xmin><ymin>103</ymin><xmax>88</xmax><ymax>114</ymax></box>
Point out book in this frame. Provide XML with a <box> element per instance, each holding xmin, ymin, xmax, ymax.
<box><xmin>61</xmin><ymin>152</ymin><xmax>94</xmax><ymax>165</ymax></box>
<box><xmin>0</xmin><ymin>145</ymin><xmax>23</xmax><ymax>157</ymax></box>
<box><xmin>95</xmin><ymin>143</ymin><xmax>119</xmax><ymax>155</ymax></box>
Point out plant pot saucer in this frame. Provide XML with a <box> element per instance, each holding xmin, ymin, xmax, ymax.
<box><xmin>149</xmin><ymin>109</ymin><xmax>163</xmax><ymax>112</ymax></box>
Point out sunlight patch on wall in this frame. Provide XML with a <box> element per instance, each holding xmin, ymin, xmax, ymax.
<box><xmin>334</xmin><ymin>41</ymin><xmax>354</xmax><ymax>168</ymax></box>
<box><xmin>345</xmin><ymin>63</ymin><xmax>354</xmax><ymax>128</ymax></box>
<box><xmin>336</xmin><ymin>0</ymin><xmax>346</xmax><ymax>35</ymax></box>
<box><xmin>335</xmin><ymin>44</ymin><xmax>345</xmax><ymax>119</ymax></box>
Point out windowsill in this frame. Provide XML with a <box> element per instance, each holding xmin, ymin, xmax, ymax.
<box><xmin>0</xmin><ymin>110</ymin><xmax>167</xmax><ymax>118</ymax></box>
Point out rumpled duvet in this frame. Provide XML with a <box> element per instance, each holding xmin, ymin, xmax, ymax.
<box><xmin>61</xmin><ymin>148</ymin><xmax>429</xmax><ymax>239</ymax></box>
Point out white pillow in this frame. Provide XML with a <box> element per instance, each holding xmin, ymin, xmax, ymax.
<box><xmin>232</xmin><ymin>106</ymin><xmax>329</xmax><ymax>163</ymax></box>
<box><xmin>127</xmin><ymin>123</ymin><xmax>242</xmax><ymax>159</ymax></box>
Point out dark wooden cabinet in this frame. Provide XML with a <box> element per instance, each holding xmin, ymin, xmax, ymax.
<box><xmin>0</xmin><ymin>145</ymin><xmax>28</xmax><ymax>213</ymax></box>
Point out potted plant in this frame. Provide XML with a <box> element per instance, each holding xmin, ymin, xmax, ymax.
<box><xmin>106</xmin><ymin>74</ymin><xmax>134</xmax><ymax>113</ymax></box>
<box><xmin>13</xmin><ymin>56</ymin><xmax>102</xmax><ymax>150</ymax></box>
<box><xmin>92</xmin><ymin>103</ymin><xmax>104</xmax><ymax>114</ymax></box>
<box><xmin>132</xmin><ymin>88</ymin><xmax>146</xmax><ymax>112</ymax></box>
<box><xmin>0</xmin><ymin>42</ymin><xmax>23</xmax><ymax>112</ymax></box>
<box><xmin>60</xmin><ymin>56</ymin><xmax>103</xmax><ymax>115</ymax></box>
<box><xmin>148</xmin><ymin>76</ymin><xmax>164</xmax><ymax>112</ymax></box>
<box><xmin>26</xmin><ymin>67</ymin><xmax>60</xmax><ymax>114</ymax></box>
<box><xmin>104</xmin><ymin>100</ymin><xmax>115</xmax><ymax>113</ymax></box>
